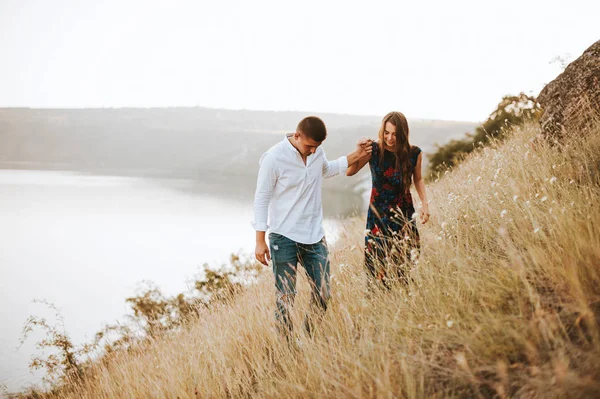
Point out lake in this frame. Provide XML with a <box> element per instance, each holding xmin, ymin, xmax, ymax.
<box><xmin>0</xmin><ymin>170</ymin><xmax>350</xmax><ymax>394</ymax></box>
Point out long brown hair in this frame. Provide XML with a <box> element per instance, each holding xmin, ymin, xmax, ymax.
<box><xmin>378</xmin><ymin>111</ymin><xmax>414</xmax><ymax>192</ymax></box>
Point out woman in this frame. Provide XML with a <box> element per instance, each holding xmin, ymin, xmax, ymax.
<box><xmin>347</xmin><ymin>112</ymin><xmax>430</xmax><ymax>285</ymax></box>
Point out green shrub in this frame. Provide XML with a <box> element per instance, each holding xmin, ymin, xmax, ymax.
<box><xmin>428</xmin><ymin>93</ymin><xmax>541</xmax><ymax>176</ymax></box>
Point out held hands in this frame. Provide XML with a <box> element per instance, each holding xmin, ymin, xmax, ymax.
<box><xmin>255</xmin><ymin>240</ymin><xmax>271</xmax><ymax>266</ymax></box>
<box><xmin>356</xmin><ymin>137</ymin><xmax>373</xmax><ymax>158</ymax></box>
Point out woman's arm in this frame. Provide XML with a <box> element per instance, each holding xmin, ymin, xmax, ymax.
<box><xmin>413</xmin><ymin>152</ymin><xmax>430</xmax><ymax>224</ymax></box>
<box><xmin>347</xmin><ymin>139</ymin><xmax>373</xmax><ymax>176</ymax></box>
<box><xmin>346</xmin><ymin>156</ymin><xmax>370</xmax><ymax>176</ymax></box>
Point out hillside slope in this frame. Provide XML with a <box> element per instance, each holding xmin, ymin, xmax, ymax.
<box><xmin>36</xmin><ymin>120</ymin><xmax>600</xmax><ymax>398</ymax></box>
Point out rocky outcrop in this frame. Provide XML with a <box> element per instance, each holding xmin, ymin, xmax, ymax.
<box><xmin>538</xmin><ymin>40</ymin><xmax>600</xmax><ymax>139</ymax></box>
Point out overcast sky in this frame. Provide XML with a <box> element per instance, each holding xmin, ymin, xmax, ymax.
<box><xmin>1</xmin><ymin>0</ymin><xmax>598</xmax><ymax>121</ymax></box>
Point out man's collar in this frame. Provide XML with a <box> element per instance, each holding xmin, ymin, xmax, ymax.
<box><xmin>284</xmin><ymin>133</ymin><xmax>297</xmax><ymax>152</ymax></box>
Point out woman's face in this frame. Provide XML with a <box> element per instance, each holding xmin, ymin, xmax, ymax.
<box><xmin>383</xmin><ymin>121</ymin><xmax>397</xmax><ymax>148</ymax></box>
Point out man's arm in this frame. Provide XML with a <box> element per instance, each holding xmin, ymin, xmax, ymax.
<box><xmin>252</xmin><ymin>153</ymin><xmax>277</xmax><ymax>265</ymax></box>
<box><xmin>322</xmin><ymin>143</ymin><xmax>371</xmax><ymax>178</ymax></box>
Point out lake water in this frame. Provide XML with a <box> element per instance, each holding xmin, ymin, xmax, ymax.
<box><xmin>0</xmin><ymin>170</ymin><xmax>345</xmax><ymax>394</ymax></box>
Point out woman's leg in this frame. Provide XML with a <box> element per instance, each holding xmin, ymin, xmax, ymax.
<box><xmin>365</xmin><ymin>235</ymin><xmax>390</xmax><ymax>287</ymax></box>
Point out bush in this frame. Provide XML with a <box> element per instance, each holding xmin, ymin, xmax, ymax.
<box><xmin>17</xmin><ymin>252</ymin><xmax>262</xmax><ymax>395</ymax></box>
<box><xmin>428</xmin><ymin>92</ymin><xmax>541</xmax><ymax>176</ymax></box>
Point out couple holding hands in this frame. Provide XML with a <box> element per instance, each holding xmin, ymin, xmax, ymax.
<box><xmin>252</xmin><ymin>112</ymin><xmax>430</xmax><ymax>334</ymax></box>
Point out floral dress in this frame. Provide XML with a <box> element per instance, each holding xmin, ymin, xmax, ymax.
<box><xmin>365</xmin><ymin>141</ymin><xmax>422</xmax><ymax>281</ymax></box>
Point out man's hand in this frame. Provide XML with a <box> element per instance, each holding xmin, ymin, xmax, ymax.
<box><xmin>357</xmin><ymin>137</ymin><xmax>372</xmax><ymax>150</ymax></box>
<box><xmin>255</xmin><ymin>240</ymin><xmax>271</xmax><ymax>266</ymax></box>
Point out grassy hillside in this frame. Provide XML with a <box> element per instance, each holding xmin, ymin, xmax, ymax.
<box><xmin>19</xmin><ymin>119</ymin><xmax>600</xmax><ymax>398</ymax></box>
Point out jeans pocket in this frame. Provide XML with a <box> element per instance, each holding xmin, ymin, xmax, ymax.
<box><xmin>269</xmin><ymin>232</ymin><xmax>283</xmax><ymax>245</ymax></box>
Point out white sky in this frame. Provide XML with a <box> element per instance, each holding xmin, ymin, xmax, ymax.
<box><xmin>1</xmin><ymin>0</ymin><xmax>598</xmax><ymax>121</ymax></box>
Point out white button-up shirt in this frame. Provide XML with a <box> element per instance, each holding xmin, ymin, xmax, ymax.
<box><xmin>252</xmin><ymin>134</ymin><xmax>348</xmax><ymax>244</ymax></box>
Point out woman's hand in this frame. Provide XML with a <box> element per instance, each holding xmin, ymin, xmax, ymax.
<box><xmin>419</xmin><ymin>205</ymin><xmax>430</xmax><ymax>224</ymax></box>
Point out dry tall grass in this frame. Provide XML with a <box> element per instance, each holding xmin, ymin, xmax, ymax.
<box><xmin>48</xmin><ymin>121</ymin><xmax>600</xmax><ymax>398</ymax></box>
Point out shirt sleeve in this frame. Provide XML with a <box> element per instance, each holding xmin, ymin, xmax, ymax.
<box><xmin>252</xmin><ymin>152</ymin><xmax>277</xmax><ymax>231</ymax></box>
<box><xmin>322</xmin><ymin>149</ymin><xmax>348</xmax><ymax>179</ymax></box>
<box><xmin>411</xmin><ymin>146</ymin><xmax>422</xmax><ymax>167</ymax></box>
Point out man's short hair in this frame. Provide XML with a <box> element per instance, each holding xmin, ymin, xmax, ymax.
<box><xmin>297</xmin><ymin>116</ymin><xmax>327</xmax><ymax>142</ymax></box>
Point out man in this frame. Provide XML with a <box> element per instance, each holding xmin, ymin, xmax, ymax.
<box><xmin>252</xmin><ymin>116</ymin><xmax>371</xmax><ymax>335</ymax></box>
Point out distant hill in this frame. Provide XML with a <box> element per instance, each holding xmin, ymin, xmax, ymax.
<box><xmin>0</xmin><ymin>107</ymin><xmax>477</xmax><ymax>216</ymax></box>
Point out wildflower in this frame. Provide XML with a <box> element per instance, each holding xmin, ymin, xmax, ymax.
<box><xmin>410</xmin><ymin>249</ymin><xmax>419</xmax><ymax>261</ymax></box>
<box><xmin>500</xmin><ymin>210</ymin><xmax>507</xmax><ymax>218</ymax></box>
<box><xmin>534</xmin><ymin>227</ymin><xmax>541</xmax><ymax>233</ymax></box>
<box><xmin>446</xmin><ymin>320</ymin><xmax>454</xmax><ymax>328</ymax></box>
<box><xmin>513</xmin><ymin>195</ymin><xmax>519</xmax><ymax>202</ymax></box>
<box><xmin>476</xmin><ymin>176</ymin><xmax>482</xmax><ymax>182</ymax></box>
<box><xmin>455</xmin><ymin>352</ymin><xmax>468</xmax><ymax>369</ymax></box>
<box><xmin>569</xmin><ymin>180</ymin><xmax>575</xmax><ymax>184</ymax></box>
<box><xmin>549</xmin><ymin>176</ymin><xmax>557</xmax><ymax>184</ymax></box>
<box><xmin>541</xmin><ymin>196</ymin><xmax>548</xmax><ymax>202</ymax></box>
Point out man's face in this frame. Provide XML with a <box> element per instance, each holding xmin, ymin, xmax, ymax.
<box><xmin>294</xmin><ymin>132</ymin><xmax>322</xmax><ymax>156</ymax></box>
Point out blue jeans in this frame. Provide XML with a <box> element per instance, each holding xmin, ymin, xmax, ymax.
<box><xmin>269</xmin><ymin>232</ymin><xmax>330</xmax><ymax>335</ymax></box>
